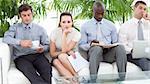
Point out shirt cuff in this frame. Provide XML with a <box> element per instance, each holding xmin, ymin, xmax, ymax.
<box><xmin>16</xmin><ymin>40</ymin><xmax>21</xmax><ymax>45</ymax></box>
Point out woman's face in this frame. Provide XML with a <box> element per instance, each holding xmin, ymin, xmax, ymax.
<box><xmin>60</xmin><ymin>15</ymin><xmax>73</xmax><ymax>29</ymax></box>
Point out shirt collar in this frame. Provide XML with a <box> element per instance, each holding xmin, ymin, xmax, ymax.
<box><xmin>22</xmin><ymin>22</ymin><xmax>32</xmax><ymax>29</ymax></box>
<box><xmin>92</xmin><ymin>17</ymin><xmax>104</xmax><ymax>24</ymax></box>
<box><xmin>132</xmin><ymin>17</ymin><xmax>144</xmax><ymax>24</ymax></box>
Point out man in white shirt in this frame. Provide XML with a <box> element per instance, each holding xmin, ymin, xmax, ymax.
<box><xmin>119</xmin><ymin>0</ymin><xmax>150</xmax><ymax>71</ymax></box>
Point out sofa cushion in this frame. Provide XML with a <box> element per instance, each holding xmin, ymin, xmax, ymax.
<box><xmin>78</xmin><ymin>64</ymin><xmax>90</xmax><ymax>80</ymax></box>
<box><xmin>97</xmin><ymin>62</ymin><xmax>114</xmax><ymax>80</ymax></box>
<box><xmin>8</xmin><ymin>63</ymin><xmax>31</xmax><ymax>84</ymax></box>
<box><xmin>52</xmin><ymin>64</ymin><xmax>90</xmax><ymax>82</ymax></box>
<box><xmin>113</xmin><ymin>62</ymin><xmax>147</xmax><ymax>80</ymax></box>
<box><xmin>52</xmin><ymin>66</ymin><xmax>60</xmax><ymax>79</ymax></box>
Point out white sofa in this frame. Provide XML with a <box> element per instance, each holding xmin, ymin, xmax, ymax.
<box><xmin>78</xmin><ymin>47</ymin><xmax>147</xmax><ymax>81</ymax></box>
<box><xmin>0</xmin><ymin>38</ymin><xmax>148</xmax><ymax>84</ymax></box>
<box><xmin>0</xmin><ymin>38</ymin><xmax>90</xmax><ymax>84</ymax></box>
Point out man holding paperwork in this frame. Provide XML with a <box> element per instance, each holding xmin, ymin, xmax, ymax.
<box><xmin>79</xmin><ymin>1</ymin><xmax>127</xmax><ymax>82</ymax></box>
<box><xmin>119</xmin><ymin>0</ymin><xmax>150</xmax><ymax>71</ymax></box>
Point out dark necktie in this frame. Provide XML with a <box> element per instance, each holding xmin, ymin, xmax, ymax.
<box><xmin>24</xmin><ymin>26</ymin><xmax>31</xmax><ymax>40</ymax></box>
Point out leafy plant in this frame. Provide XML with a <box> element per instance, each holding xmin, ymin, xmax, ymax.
<box><xmin>50</xmin><ymin>0</ymin><xmax>133</xmax><ymax>23</ymax></box>
<box><xmin>0</xmin><ymin>0</ymin><xmax>18</xmax><ymax>37</ymax></box>
<box><xmin>0</xmin><ymin>0</ymin><xmax>48</xmax><ymax>37</ymax></box>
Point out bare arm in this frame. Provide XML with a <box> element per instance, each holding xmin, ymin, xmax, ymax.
<box><xmin>50</xmin><ymin>41</ymin><xmax>62</xmax><ymax>57</ymax></box>
<box><xmin>61</xmin><ymin>29</ymin><xmax>77</xmax><ymax>53</ymax></box>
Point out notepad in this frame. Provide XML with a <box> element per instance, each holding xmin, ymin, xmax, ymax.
<box><xmin>67</xmin><ymin>52</ymin><xmax>89</xmax><ymax>72</ymax></box>
<box><xmin>132</xmin><ymin>40</ymin><xmax>150</xmax><ymax>58</ymax></box>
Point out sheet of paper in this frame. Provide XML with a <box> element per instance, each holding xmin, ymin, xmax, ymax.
<box><xmin>67</xmin><ymin>52</ymin><xmax>89</xmax><ymax>72</ymax></box>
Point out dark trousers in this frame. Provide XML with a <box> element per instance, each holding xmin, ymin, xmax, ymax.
<box><xmin>14</xmin><ymin>53</ymin><xmax>52</xmax><ymax>84</ymax></box>
<box><xmin>127</xmin><ymin>54</ymin><xmax>150</xmax><ymax>71</ymax></box>
<box><xmin>88</xmin><ymin>45</ymin><xmax>127</xmax><ymax>80</ymax></box>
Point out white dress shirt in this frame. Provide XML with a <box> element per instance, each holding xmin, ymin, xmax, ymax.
<box><xmin>119</xmin><ymin>17</ymin><xmax>150</xmax><ymax>54</ymax></box>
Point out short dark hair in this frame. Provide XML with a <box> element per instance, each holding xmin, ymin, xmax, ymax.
<box><xmin>58</xmin><ymin>12</ymin><xmax>74</xmax><ymax>27</ymax></box>
<box><xmin>93</xmin><ymin>1</ymin><xmax>105</xmax><ymax>11</ymax></box>
<box><xmin>134</xmin><ymin>1</ymin><xmax>147</xmax><ymax>7</ymax></box>
<box><xmin>18</xmin><ymin>4</ymin><xmax>33</xmax><ymax>14</ymax></box>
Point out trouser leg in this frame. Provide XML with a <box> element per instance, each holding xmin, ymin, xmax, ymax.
<box><xmin>88</xmin><ymin>46</ymin><xmax>103</xmax><ymax>80</ymax></box>
<box><xmin>14</xmin><ymin>54</ymin><xmax>49</xmax><ymax>84</ymax></box>
<box><xmin>33</xmin><ymin>53</ymin><xmax>52</xmax><ymax>84</ymax></box>
<box><xmin>127</xmin><ymin>54</ymin><xmax>150</xmax><ymax>71</ymax></box>
<box><xmin>104</xmin><ymin>45</ymin><xmax>127</xmax><ymax>80</ymax></box>
<box><xmin>114</xmin><ymin>45</ymin><xmax>127</xmax><ymax>80</ymax></box>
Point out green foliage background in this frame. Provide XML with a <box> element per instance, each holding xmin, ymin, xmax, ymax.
<box><xmin>0</xmin><ymin>0</ymin><xmax>149</xmax><ymax>37</ymax></box>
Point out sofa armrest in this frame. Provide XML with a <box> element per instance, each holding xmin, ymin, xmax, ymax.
<box><xmin>0</xmin><ymin>43</ymin><xmax>11</xmax><ymax>84</ymax></box>
<box><xmin>0</xmin><ymin>57</ymin><xmax>2</xmax><ymax>84</ymax></box>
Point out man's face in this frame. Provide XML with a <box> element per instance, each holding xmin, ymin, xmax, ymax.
<box><xmin>93</xmin><ymin>6</ymin><xmax>104</xmax><ymax>21</ymax></box>
<box><xmin>20</xmin><ymin>10</ymin><xmax>33</xmax><ymax>25</ymax></box>
<box><xmin>134</xmin><ymin>3</ymin><xmax>147</xmax><ymax>19</ymax></box>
